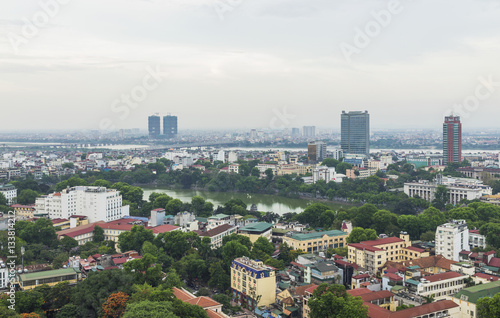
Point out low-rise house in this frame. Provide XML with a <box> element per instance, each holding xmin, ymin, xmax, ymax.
<box><xmin>172</xmin><ymin>287</ymin><xmax>227</xmax><ymax>318</ymax></box>
<box><xmin>196</xmin><ymin>224</ymin><xmax>237</xmax><ymax>249</ymax></box>
<box><xmin>405</xmin><ymin>271</ymin><xmax>466</xmax><ymax>300</ymax></box>
<box><xmin>450</xmin><ymin>280</ymin><xmax>500</xmax><ymax>318</ymax></box>
<box><xmin>18</xmin><ymin>268</ymin><xmax>80</xmax><ymax>291</ymax></box>
<box><xmin>347</xmin><ymin>289</ymin><xmax>397</xmax><ymax>312</ymax></box>
<box><xmin>10</xmin><ymin>204</ymin><xmax>35</xmax><ymax>219</ymax></box>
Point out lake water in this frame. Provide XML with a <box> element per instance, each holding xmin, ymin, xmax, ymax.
<box><xmin>141</xmin><ymin>187</ymin><xmax>348</xmax><ymax>215</ymax></box>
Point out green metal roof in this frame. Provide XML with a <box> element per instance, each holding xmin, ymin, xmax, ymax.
<box><xmin>391</xmin><ymin>285</ymin><xmax>406</xmax><ymax>292</ymax></box>
<box><xmin>289</xmin><ymin>230</ymin><xmax>346</xmax><ymax>241</ymax></box>
<box><xmin>405</xmin><ymin>279</ymin><xmax>420</xmax><ymax>285</ymax></box>
<box><xmin>239</xmin><ymin>222</ymin><xmax>273</xmax><ymax>232</ymax></box>
<box><xmin>407</xmin><ymin>265</ymin><xmax>420</xmax><ymax>270</ymax></box>
<box><xmin>482</xmin><ymin>266</ymin><xmax>499</xmax><ymax>272</ymax></box>
<box><xmin>454</xmin><ymin>280</ymin><xmax>500</xmax><ymax>304</ymax></box>
<box><xmin>19</xmin><ymin>268</ymin><xmax>78</xmax><ymax>281</ymax></box>
<box><xmin>209</xmin><ymin>213</ymin><xmax>229</xmax><ymax>220</ymax></box>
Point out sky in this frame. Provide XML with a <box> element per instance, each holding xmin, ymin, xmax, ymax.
<box><xmin>1</xmin><ymin>0</ymin><xmax>500</xmax><ymax>132</ymax></box>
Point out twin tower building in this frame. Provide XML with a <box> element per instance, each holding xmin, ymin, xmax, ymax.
<box><xmin>148</xmin><ymin>114</ymin><xmax>178</xmax><ymax>138</ymax></box>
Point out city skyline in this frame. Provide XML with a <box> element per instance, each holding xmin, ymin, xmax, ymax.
<box><xmin>1</xmin><ymin>1</ymin><xmax>500</xmax><ymax>131</ymax></box>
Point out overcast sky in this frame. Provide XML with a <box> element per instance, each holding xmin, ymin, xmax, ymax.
<box><xmin>1</xmin><ymin>0</ymin><xmax>499</xmax><ymax>132</ymax></box>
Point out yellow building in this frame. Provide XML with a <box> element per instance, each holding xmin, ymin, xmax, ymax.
<box><xmin>276</xmin><ymin>164</ymin><xmax>313</xmax><ymax>176</ymax></box>
<box><xmin>382</xmin><ymin>254</ymin><xmax>458</xmax><ymax>278</ymax></box>
<box><xmin>52</xmin><ymin>218</ymin><xmax>71</xmax><ymax>230</ymax></box>
<box><xmin>231</xmin><ymin>257</ymin><xmax>276</xmax><ymax>310</ymax></box>
<box><xmin>348</xmin><ymin>233</ymin><xmax>420</xmax><ymax>274</ymax></box>
<box><xmin>238</xmin><ymin>222</ymin><xmax>273</xmax><ymax>243</ymax></box>
<box><xmin>18</xmin><ymin>268</ymin><xmax>80</xmax><ymax>291</ymax></box>
<box><xmin>10</xmin><ymin>204</ymin><xmax>35</xmax><ymax>219</ymax></box>
<box><xmin>282</xmin><ymin>230</ymin><xmax>348</xmax><ymax>253</ymax></box>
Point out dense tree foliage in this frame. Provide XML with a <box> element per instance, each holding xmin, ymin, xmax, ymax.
<box><xmin>308</xmin><ymin>284</ymin><xmax>368</xmax><ymax>318</ymax></box>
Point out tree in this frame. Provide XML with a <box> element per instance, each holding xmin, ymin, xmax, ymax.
<box><xmin>353</xmin><ymin>204</ymin><xmax>378</xmax><ymax>229</ymax></box>
<box><xmin>422</xmin><ymin>294</ymin><xmax>435</xmax><ymax>304</ymax></box>
<box><xmin>123</xmin><ymin>301</ymin><xmax>178</xmax><ymax>318</ymax></box>
<box><xmin>322</xmin><ymin>159</ymin><xmax>340</xmax><ymax>168</ymax></box>
<box><xmin>251</xmin><ymin>237</ymin><xmax>275</xmax><ymax>260</ymax></box>
<box><xmin>208</xmin><ymin>261</ymin><xmax>229</xmax><ymax>291</ymax></box>
<box><xmin>93</xmin><ymin>225</ymin><xmax>104</xmax><ymax>243</ymax></box>
<box><xmin>56</xmin><ymin>304</ymin><xmax>80</xmax><ymax>318</ymax></box>
<box><xmin>251</xmin><ymin>167</ymin><xmax>260</xmax><ymax>178</ymax></box>
<box><xmin>153</xmin><ymin>195</ymin><xmax>172</xmax><ymax>209</ymax></box>
<box><xmin>102</xmin><ymin>292</ymin><xmax>130</xmax><ymax>318</ymax></box>
<box><xmin>347</xmin><ymin>227</ymin><xmax>377</xmax><ymax>244</ymax></box>
<box><xmin>265</xmin><ymin>168</ymin><xmax>274</xmax><ymax>181</ymax></box>
<box><xmin>308</xmin><ymin>284</ymin><xmax>368</xmax><ymax>318</ymax></box>
<box><xmin>13</xmin><ymin>290</ymin><xmax>44</xmax><ymax>314</ymax></box>
<box><xmin>163</xmin><ymin>268</ymin><xmax>183</xmax><ymax>289</ymax></box>
<box><xmin>165</xmin><ymin>199</ymin><xmax>183</xmax><ymax>214</ymax></box>
<box><xmin>16</xmin><ymin>189</ymin><xmax>39</xmax><ymax>204</ymax></box>
<box><xmin>0</xmin><ymin>193</ymin><xmax>7</xmax><ymax>206</ymax></box>
<box><xmin>124</xmin><ymin>253</ymin><xmax>162</xmax><ymax>286</ymax></box>
<box><xmin>154</xmin><ymin>231</ymin><xmax>200</xmax><ymax>260</ymax></box>
<box><xmin>60</xmin><ymin>236</ymin><xmax>78</xmax><ymax>252</ymax></box>
<box><xmin>222</xmin><ymin>241</ymin><xmax>250</xmax><ymax>270</ymax></box>
<box><xmin>118</xmin><ymin>225</ymin><xmax>155</xmax><ymax>253</ymax></box>
<box><xmin>92</xmin><ymin>179</ymin><xmax>112</xmax><ymax>188</ymax></box>
<box><xmin>71</xmin><ymin>270</ymin><xmax>136</xmax><ymax>318</ymax></box>
<box><xmin>222</xmin><ymin>234</ymin><xmax>252</xmax><ymax>250</ymax></box>
<box><xmin>477</xmin><ymin>291</ymin><xmax>500</xmax><ymax>318</ymax></box>
<box><xmin>336</xmin><ymin>162</ymin><xmax>353</xmax><ymax>175</ymax></box>
<box><xmin>420</xmin><ymin>231</ymin><xmax>435</xmax><ymax>242</ymax></box>
<box><xmin>53</xmin><ymin>252</ymin><xmax>69</xmax><ymax>269</ymax></box>
<box><xmin>372</xmin><ymin>210</ymin><xmax>398</xmax><ymax>234</ymax></box>
<box><xmin>16</xmin><ymin>218</ymin><xmax>57</xmax><ymax>247</ymax></box>
<box><xmin>432</xmin><ymin>185</ymin><xmax>448</xmax><ymax>210</ymax></box>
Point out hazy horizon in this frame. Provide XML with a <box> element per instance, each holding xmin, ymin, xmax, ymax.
<box><xmin>1</xmin><ymin>0</ymin><xmax>500</xmax><ymax>131</ymax></box>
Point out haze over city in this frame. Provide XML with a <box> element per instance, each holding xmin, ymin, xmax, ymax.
<box><xmin>1</xmin><ymin>0</ymin><xmax>500</xmax><ymax>131</ymax></box>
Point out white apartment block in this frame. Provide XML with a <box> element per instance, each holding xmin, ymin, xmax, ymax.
<box><xmin>312</xmin><ymin>166</ymin><xmax>344</xmax><ymax>183</ymax></box>
<box><xmin>0</xmin><ymin>184</ymin><xmax>17</xmax><ymax>205</ymax></box>
<box><xmin>35</xmin><ymin>186</ymin><xmax>129</xmax><ymax>223</ymax></box>
<box><xmin>435</xmin><ymin>220</ymin><xmax>469</xmax><ymax>262</ymax></box>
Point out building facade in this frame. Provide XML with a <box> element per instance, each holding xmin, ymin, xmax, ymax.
<box><xmin>282</xmin><ymin>230</ymin><xmax>348</xmax><ymax>253</ymax></box>
<box><xmin>307</xmin><ymin>141</ymin><xmax>327</xmax><ymax>163</ymax></box>
<box><xmin>36</xmin><ymin>186</ymin><xmax>130</xmax><ymax>223</ymax></box>
<box><xmin>303</xmin><ymin>126</ymin><xmax>316</xmax><ymax>137</ymax></box>
<box><xmin>435</xmin><ymin>220</ymin><xmax>469</xmax><ymax>262</ymax></box>
<box><xmin>340</xmin><ymin>110</ymin><xmax>370</xmax><ymax>157</ymax></box>
<box><xmin>231</xmin><ymin>257</ymin><xmax>276</xmax><ymax>309</ymax></box>
<box><xmin>0</xmin><ymin>184</ymin><xmax>17</xmax><ymax>205</ymax></box>
<box><xmin>163</xmin><ymin>115</ymin><xmax>178</xmax><ymax>138</ymax></box>
<box><xmin>443</xmin><ymin>115</ymin><xmax>462</xmax><ymax>165</ymax></box>
<box><xmin>148</xmin><ymin>114</ymin><xmax>161</xmax><ymax>137</ymax></box>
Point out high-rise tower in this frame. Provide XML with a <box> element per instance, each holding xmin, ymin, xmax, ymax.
<box><xmin>163</xmin><ymin>115</ymin><xmax>178</xmax><ymax>138</ymax></box>
<box><xmin>443</xmin><ymin>116</ymin><xmax>462</xmax><ymax>165</ymax></box>
<box><xmin>340</xmin><ymin>111</ymin><xmax>370</xmax><ymax>157</ymax></box>
<box><xmin>148</xmin><ymin>114</ymin><xmax>161</xmax><ymax>137</ymax></box>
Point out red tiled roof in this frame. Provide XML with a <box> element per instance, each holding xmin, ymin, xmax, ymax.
<box><xmin>172</xmin><ymin>287</ymin><xmax>195</xmax><ymax>301</ymax></box>
<box><xmin>335</xmin><ymin>259</ymin><xmax>359</xmax><ymax>269</ymax></box>
<box><xmin>10</xmin><ymin>204</ymin><xmax>35</xmax><ymax>209</ymax></box>
<box><xmin>474</xmin><ymin>273</ymin><xmax>500</xmax><ymax>281</ymax></box>
<box><xmin>290</xmin><ymin>261</ymin><xmax>305</xmax><ymax>269</ymax></box>
<box><xmin>52</xmin><ymin>218</ymin><xmax>69</xmax><ymax>224</ymax></box>
<box><xmin>488</xmin><ymin>257</ymin><xmax>500</xmax><ymax>267</ymax></box>
<box><xmin>485</xmin><ymin>251</ymin><xmax>496</xmax><ymax>256</ymax></box>
<box><xmin>198</xmin><ymin>224</ymin><xmax>236</xmax><ymax>238</ymax></box>
<box><xmin>104</xmin><ymin>266</ymin><xmax>118</xmax><ymax>270</ymax></box>
<box><xmin>361</xmin><ymin>237</ymin><xmax>404</xmax><ymax>246</ymax></box>
<box><xmin>459</xmin><ymin>251</ymin><xmax>471</xmax><ymax>255</ymax></box>
<box><xmin>404</xmin><ymin>246</ymin><xmax>425</xmax><ymax>253</ymax></box>
<box><xmin>384</xmin><ymin>273</ymin><xmax>403</xmax><ymax>281</ymax></box>
<box><xmin>294</xmin><ymin>284</ymin><xmax>316</xmax><ymax>297</ymax></box>
<box><xmin>112</xmin><ymin>257</ymin><xmax>128</xmax><ymax>265</ymax></box>
<box><xmin>149</xmin><ymin>224</ymin><xmax>180</xmax><ymax>234</ymax></box>
<box><xmin>352</xmin><ymin>273</ymin><xmax>370</xmax><ymax>280</ymax></box>
<box><xmin>349</xmin><ymin>243</ymin><xmax>384</xmax><ymax>252</ymax></box>
<box><xmin>347</xmin><ymin>288</ymin><xmax>372</xmax><ymax>297</ymax></box>
<box><xmin>206</xmin><ymin>309</ymin><xmax>226</xmax><ymax>318</ymax></box>
<box><xmin>385</xmin><ymin>267</ymin><xmax>398</xmax><ymax>274</ymax></box>
<box><xmin>186</xmin><ymin>296</ymin><xmax>221</xmax><ymax>308</ymax></box>
<box><xmin>353</xmin><ymin>290</ymin><xmax>395</xmax><ymax>303</ymax></box>
<box><xmin>53</xmin><ymin>192</ymin><xmax>61</xmax><ymax>196</ymax></box>
<box><xmin>365</xmin><ymin>300</ymin><xmax>458</xmax><ymax>318</ymax></box>
<box><xmin>424</xmin><ymin>271</ymin><xmax>463</xmax><ymax>283</ymax></box>
<box><xmin>305</xmin><ymin>285</ymin><xmax>319</xmax><ymax>295</ymax></box>
<box><xmin>469</xmin><ymin>229</ymin><xmax>480</xmax><ymax>234</ymax></box>
<box><xmin>470</xmin><ymin>252</ymin><xmax>479</xmax><ymax>259</ymax></box>
<box><xmin>151</xmin><ymin>208</ymin><xmax>165</xmax><ymax>212</ymax></box>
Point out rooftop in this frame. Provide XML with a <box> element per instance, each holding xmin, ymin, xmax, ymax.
<box><xmin>423</xmin><ymin>271</ymin><xmax>463</xmax><ymax>283</ymax></box>
<box><xmin>239</xmin><ymin>222</ymin><xmax>273</xmax><ymax>233</ymax></box>
<box><xmin>19</xmin><ymin>268</ymin><xmax>78</xmax><ymax>281</ymax></box>
<box><xmin>454</xmin><ymin>280</ymin><xmax>500</xmax><ymax>304</ymax></box>
<box><xmin>289</xmin><ymin>230</ymin><xmax>346</xmax><ymax>241</ymax></box>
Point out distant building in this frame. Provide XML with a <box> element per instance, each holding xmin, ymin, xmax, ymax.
<box><xmin>282</xmin><ymin>230</ymin><xmax>348</xmax><ymax>253</ymax></box>
<box><xmin>443</xmin><ymin>115</ymin><xmax>462</xmax><ymax>165</ymax></box>
<box><xmin>303</xmin><ymin>126</ymin><xmax>316</xmax><ymax>138</ymax></box>
<box><xmin>307</xmin><ymin>141</ymin><xmax>327</xmax><ymax>162</ymax></box>
<box><xmin>18</xmin><ymin>268</ymin><xmax>80</xmax><ymax>291</ymax></box>
<box><xmin>0</xmin><ymin>184</ymin><xmax>17</xmax><ymax>205</ymax></box>
<box><xmin>148</xmin><ymin>114</ymin><xmax>161</xmax><ymax>137</ymax></box>
<box><xmin>291</xmin><ymin>127</ymin><xmax>300</xmax><ymax>137</ymax></box>
<box><xmin>238</xmin><ymin>222</ymin><xmax>273</xmax><ymax>243</ymax></box>
<box><xmin>231</xmin><ymin>257</ymin><xmax>276</xmax><ymax>309</ymax></box>
<box><xmin>435</xmin><ymin>220</ymin><xmax>469</xmax><ymax>262</ymax></box>
<box><xmin>405</xmin><ymin>271</ymin><xmax>466</xmax><ymax>300</ymax></box>
<box><xmin>340</xmin><ymin>110</ymin><xmax>370</xmax><ymax>157</ymax></box>
<box><xmin>163</xmin><ymin>115</ymin><xmax>178</xmax><ymax>138</ymax></box>
<box><xmin>451</xmin><ymin>280</ymin><xmax>500</xmax><ymax>318</ymax></box>
<box><xmin>196</xmin><ymin>224</ymin><xmax>237</xmax><ymax>249</ymax></box>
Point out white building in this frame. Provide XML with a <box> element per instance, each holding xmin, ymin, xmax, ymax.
<box><xmin>216</xmin><ymin>150</ymin><xmax>225</xmax><ymax>163</ymax></box>
<box><xmin>435</xmin><ymin>220</ymin><xmax>469</xmax><ymax>262</ymax></box>
<box><xmin>0</xmin><ymin>184</ymin><xmax>17</xmax><ymax>205</ymax></box>
<box><xmin>406</xmin><ymin>271</ymin><xmax>466</xmax><ymax>300</ymax></box>
<box><xmin>469</xmin><ymin>230</ymin><xmax>486</xmax><ymax>250</ymax></box>
<box><xmin>0</xmin><ymin>261</ymin><xmax>8</xmax><ymax>289</ymax></box>
<box><xmin>312</xmin><ymin>166</ymin><xmax>345</xmax><ymax>183</ymax></box>
<box><xmin>332</xmin><ymin>148</ymin><xmax>344</xmax><ymax>160</ymax></box>
<box><xmin>174</xmin><ymin>211</ymin><xmax>196</xmax><ymax>228</ymax></box>
<box><xmin>35</xmin><ymin>186</ymin><xmax>129</xmax><ymax>223</ymax></box>
<box><xmin>404</xmin><ymin>177</ymin><xmax>490</xmax><ymax>205</ymax></box>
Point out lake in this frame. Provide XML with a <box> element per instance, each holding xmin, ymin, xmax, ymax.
<box><xmin>141</xmin><ymin>187</ymin><xmax>348</xmax><ymax>215</ymax></box>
